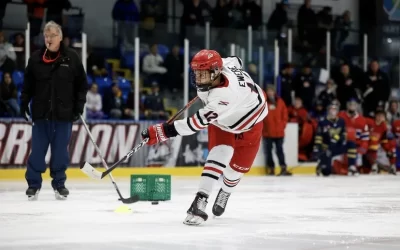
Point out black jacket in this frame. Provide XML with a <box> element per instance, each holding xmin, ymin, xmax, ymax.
<box><xmin>21</xmin><ymin>43</ymin><xmax>88</xmax><ymax>121</ymax></box>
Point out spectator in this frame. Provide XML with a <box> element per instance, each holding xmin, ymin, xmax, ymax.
<box><xmin>227</xmin><ymin>0</ymin><xmax>243</xmax><ymax>28</ymax></box>
<box><xmin>45</xmin><ymin>0</ymin><xmax>71</xmax><ymax>26</ymax></box>
<box><xmin>387</xmin><ymin>100</ymin><xmax>400</xmax><ymax>125</ymax></box>
<box><xmin>164</xmin><ymin>45</ymin><xmax>183</xmax><ymax>91</ymax></box>
<box><xmin>362</xmin><ymin>60</ymin><xmax>390</xmax><ymax>118</ymax></box>
<box><xmin>86</xmin><ymin>83</ymin><xmax>104</xmax><ymax>119</ymax></box>
<box><xmin>0</xmin><ymin>0</ymin><xmax>11</xmax><ymax>30</ymax></box>
<box><xmin>142</xmin><ymin>44</ymin><xmax>167</xmax><ymax>86</ymax></box>
<box><xmin>288</xmin><ymin>97</ymin><xmax>309</xmax><ymax>124</ymax></box>
<box><xmin>333</xmin><ymin>63</ymin><xmax>359</xmax><ymax>109</ymax></box>
<box><xmin>0</xmin><ymin>31</ymin><xmax>16</xmax><ymax>74</ymax></box>
<box><xmin>112</xmin><ymin>0</ymin><xmax>139</xmax><ymax>50</ymax></box>
<box><xmin>63</xmin><ymin>36</ymin><xmax>71</xmax><ymax>48</ymax></box>
<box><xmin>86</xmin><ymin>46</ymin><xmax>107</xmax><ymax>77</ymax></box>
<box><xmin>293</xmin><ymin>63</ymin><xmax>316</xmax><ymax>110</ymax></box>
<box><xmin>267</xmin><ymin>1</ymin><xmax>288</xmax><ymax>42</ymax></box>
<box><xmin>297</xmin><ymin>0</ymin><xmax>316</xmax><ymax>47</ymax></box>
<box><xmin>333</xmin><ymin>10</ymin><xmax>351</xmax><ymax>53</ymax></box>
<box><xmin>262</xmin><ymin>85</ymin><xmax>290</xmax><ymax>176</ymax></box>
<box><xmin>310</xmin><ymin>100</ymin><xmax>325</xmax><ymax>121</ymax></box>
<box><xmin>317</xmin><ymin>78</ymin><xmax>336</xmax><ymax>109</ymax></box>
<box><xmin>140</xmin><ymin>0</ymin><xmax>167</xmax><ymax>24</ymax></box>
<box><xmin>143</xmin><ymin>82</ymin><xmax>167</xmax><ymax>120</ymax></box>
<box><xmin>103</xmin><ymin>83</ymin><xmax>124</xmax><ymax>119</ymax></box>
<box><xmin>242</xmin><ymin>0</ymin><xmax>262</xmax><ymax>30</ymax></box>
<box><xmin>24</xmin><ymin>0</ymin><xmax>47</xmax><ymax>40</ymax></box>
<box><xmin>0</xmin><ymin>72</ymin><xmax>19</xmax><ymax>117</ymax></box>
<box><xmin>180</xmin><ymin>0</ymin><xmax>212</xmax><ymax>43</ymax></box>
<box><xmin>12</xmin><ymin>33</ymin><xmax>26</xmax><ymax>71</ymax></box>
<box><xmin>315</xmin><ymin>6</ymin><xmax>333</xmax><ymax>50</ymax></box>
<box><xmin>212</xmin><ymin>0</ymin><xmax>231</xmax><ymax>28</ymax></box>
<box><xmin>279</xmin><ymin>62</ymin><xmax>295</xmax><ymax>107</ymax></box>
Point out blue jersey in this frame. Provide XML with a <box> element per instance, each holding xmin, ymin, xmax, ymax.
<box><xmin>314</xmin><ymin>117</ymin><xmax>346</xmax><ymax>151</ymax></box>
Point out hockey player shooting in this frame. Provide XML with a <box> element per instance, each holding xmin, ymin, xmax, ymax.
<box><xmin>141</xmin><ymin>50</ymin><xmax>268</xmax><ymax>225</ymax></box>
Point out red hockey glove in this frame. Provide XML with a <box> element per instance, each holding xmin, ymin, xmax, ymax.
<box><xmin>141</xmin><ymin>123</ymin><xmax>169</xmax><ymax>146</ymax></box>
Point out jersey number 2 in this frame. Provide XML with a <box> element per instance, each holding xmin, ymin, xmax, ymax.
<box><xmin>204</xmin><ymin>111</ymin><xmax>218</xmax><ymax>122</ymax></box>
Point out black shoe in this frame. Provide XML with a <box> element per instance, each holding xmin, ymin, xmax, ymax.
<box><xmin>212</xmin><ymin>188</ymin><xmax>231</xmax><ymax>217</ymax></box>
<box><xmin>26</xmin><ymin>187</ymin><xmax>40</xmax><ymax>201</ymax></box>
<box><xmin>54</xmin><ymin>187</ymin><xmax>69</xmax><ymax>200</ymax></box>
<box><xmin>183</xmin><ymin>192</ymin><xmax>209</xmax><ymax>225</ymax></box>
<box><xmin>267</xmin><ymin>167</ymin><xmax>275</xmax><ymax>176</ymax></box>
<box><xmin>278</xmin><ymin>167</ymin><xmax>292</xmax><ymax>176</ymax></box>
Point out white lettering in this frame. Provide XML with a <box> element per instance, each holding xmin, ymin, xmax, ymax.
<box><xmin>1</xmin><ymin>124</ymin><xmax>32</xmax><ymax>165</ymax></box>
<box><xmin>85</xmin><ymin>124</ymin><xmax>112</xmax><ymax>164</ymax></box>
<box><xmin>107</xmin><ymin>124</ymin><xmax>138</xmax><ymax>163</ymax></box>
<box><xmin>71</xmin><ymin>124</ymin><xmax>86</xmax><ymax>164</ymax></box>
<box><xmin>0</xmin><ymin>123</ymin><xmax>7</xmax><ymax>161</ymax></box>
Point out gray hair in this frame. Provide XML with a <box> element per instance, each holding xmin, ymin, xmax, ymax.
<box><xmin>43</xmin><ymin>21</ymin><xmax>63</xmax><ymax>39</ymax></box>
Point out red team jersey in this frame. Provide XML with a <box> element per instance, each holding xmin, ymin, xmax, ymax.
<box><xmin>365</xmin><ymin>118</ymin><xmax>389</xmax><ymax>151</ymax></box>
<box><xmin>338</xmin><ymin>111</ymin><xmax>369</xmax><ymax>152</ymax></box>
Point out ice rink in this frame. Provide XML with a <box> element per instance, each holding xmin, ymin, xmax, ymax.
<box><xmin>1</xmin><ymin>175</ymin><xmax>400</xmax><ymax>250</ymax></box>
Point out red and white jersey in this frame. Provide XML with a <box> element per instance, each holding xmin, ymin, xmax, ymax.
<box><xmin>174</xmin><ymin>57</ymin><xmax>268</xmax><ymax>136</ymax></box>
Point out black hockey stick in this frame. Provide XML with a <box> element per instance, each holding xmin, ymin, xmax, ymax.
<box><xmin>80</xmin><ymin>96</ymin><xmax>199</xmax><ymax>180</ymax></box>
<box><xmin>79</xmin><ymin>114</ymin><xmax>139</xmax><ymax>204</ymax></box>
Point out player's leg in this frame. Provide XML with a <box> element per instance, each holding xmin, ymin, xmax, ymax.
<box><xmin>25</xmin><ymin>120</ymin><xmax>51</xmax><ymax>200</ymax></box>
<box><xmin>366</xmin><ymin>148</ymin><xmax>379</xmax><ymax>174</ymax></box>
<box><xmin>212</xmin><ymin>122</ymin><xmax>263</xmax><ymax>216</ymax></box>
<box><xmin>382</xmin><ymin>140</ymin><xmax>397</xmax><ymax>175</ymax></box>
<box><xmin>264</xmin><ymin>137</ymin><xmax>275</xmax><ymax>175</ymax></box>
<box><xmin>184</xmin><ymin>124</ymin><xmax>235</xmax><ymax>225</ymax></box>
<box><xmin>346</xmin><ymin>141</ymin><xmax>359</xmax><ymax>176</ymax></box>
<box><xmin>275</xmin><ymin>138</ymin><xmax>291</xmax><ymax>176</ymax></box>
<box><xmin>49</xmin><ymin>121</ymin><xmax>73</xmax><ymax>199</ymax></box>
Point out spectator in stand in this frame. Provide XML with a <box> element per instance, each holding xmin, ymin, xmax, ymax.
<box><xmin>140</xmin><ymin>0</ymin><xmax>167</xmax><ymax>35</ymax></box>
<box><xmin>0</xmin><ymin>72</ymin><xmax>19</xmax><ymax>117</ymax></box>
<box><xmin>86</xmin><ymin>45</ymin><xmax>107</xmax><ymax>77</ymax></box>
<box><xmin>0</xmin><ymin>0</ymin><xmax>11</xmax><ymax>30</ymax></box>
<box><xmin>103</xmin><ymin>83</ymin><xmax>124</xmax><ymax>119</ymax></box>
<box><xmin>279</xmin><ymin>62</ymin><xmax>295</xmax><ymax>107</ymax></box>
<box><xmin>333</xmin><ymin>63</ymin><xmax>359</xmax><ymax>109</ymax></box>
<box><xmin>0</xmin><ymin>31</ymin><xmax>16</xmax><ymax>74</ymax></box>
<box><xmin>164</xmin><ymin>45</ymin><xmax>183</xmax><ymax>92</ymax></box>
<box><xmin>123</xmin><ymin>81</ymin><xmax>144</xmax><ymax>119</ymax></box>
<box><xmin>212</xmin><ymin>0</ymin><xmax>231</xmax><ymax>28</ymax></box>
<box><xmin>180</xmin><ymin>0</ymin><xmax>212</xmax><ymax>43</ymax></box>
<box><xmin>315</xmin><ymin>6</ymin><xmax>333</xmax><ymax>51</ymax></box>
<box><xmin>13</xmin><ymin>33</ymin><xmax>26</xmax><ymax>71</ymax></box>
<box><xmin>227</xmin><ymin>0</ymin><xmax>243</xmax><ymax>29</ymax></box>
<box><xmin>242</xmin><ymin>0</ymin><xmax>262</xmax><ymax>30</ymax></box>
<box><xmin>288</xmin><ymin>97</ymin><xmax>309</xmax><ymax>124</ymax></box>
<box><xmin>142</xmin><ymin>44</ymin><xmax>167</xmax><ymax>87</ymax></box>
<box><xmin>45</xmin><ymin>0</ymin><xmax>71</xmax><ymax>27</ymax></box>
<box><xmin>112</xmin><ymin>0</ymin><xmax>139</xmax><ymax>50</ymax></box>
<box><xmin>310</xmin><ymin>100</ymin><xmax>326</xmax><ymax>121</ymax></box>
<box><xmin>143</xmin><ymin>82</ymin><xmax>167</xmax><ymax>120</ymax></box>
<box><xmin>86</xmin><ymin>83</ymin><xmax>103</xmax><ymax>119</ymax></box>
<box><xmin>362</xmin><ymin>60</ymin><xmax>390</xmax><ymax>118</ymax></box>
<box><xmin>293</xmin><ymin>63</ymin><xmax>316</xmax><ymax>111</ymax></box>
<box><xmin>297</xmin><ymin>0</ymin><xmax>316</xmax><ymax>48</ymax></box>
<box><xmin>262</xmin><ymin>85</ymin><xmax>291</xmax><ymax>176</ymax></box>
<box><xmin>267</xmin><ymin>0</ymin><xmax>288</xmax><ymax>42</ymax></box>
<box><xmin>63</xmin><ymin>36</ymin><xmax>71</xmax><ymax>48</ymax></box>
<box><xmin>24</xmin><ymin>0</ymin><xmax>47</xmax><ymax>41</ymax></box>
<box><xmin>317</xmin><ymin>78</ymin><xmax>336</xmax><ymax>109</ymax></box>
<box><xmin>332</xmin><ymin>10</ymin><xmax>351</xmax><ymax>53</ymax></box>
<box><xmin>387</xmin><ymin>100</ymin><xmax>400</xmax><ymax>125</ymax></box>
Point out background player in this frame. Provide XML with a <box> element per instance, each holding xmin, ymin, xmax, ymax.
<box><xmin>313</xmin><ymin>104</ymin><xmax>347</xmax><ymax>176</ymax></box>
<box><xmin>141</xmin><ymin>50</ymin><xmax>268</xmax><ymax>225</ymax></box>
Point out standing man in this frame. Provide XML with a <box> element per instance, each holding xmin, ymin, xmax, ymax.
<box><xmin>262</xmin><ymin>85</ymin><xmax>291</xmax><ymax>176</ymax></box>
<box><xmin>21</xmin><ymin>21</ymin><xmax>88</xmax><ymax>201</ymax></box>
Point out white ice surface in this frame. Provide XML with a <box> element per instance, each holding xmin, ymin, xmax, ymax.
<box><xmin>1</xmin><ymin>175</ymin><xmax>400</xmax><ymax>250</ymax></box>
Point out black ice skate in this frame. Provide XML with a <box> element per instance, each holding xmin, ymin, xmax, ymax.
<box><xmin>278</xmin><ymin>166</ymin><xmax>292</xmax><ymax>176</ymax></box>
<box><xmin>212</xmin><ymin>188</ymin><xmax>231</xmax><ymax>217</ymax></box>
<box><xmin>183</xmin><ymin>192</ymin><xmax>209</xmax><ymax>226</ymax></box>
<box><xmin>26</xmin><ymin>187</ymin><xmax>40</xmax><ymax>201</ymax></box>
<box><xmin>389</xmin><ymin>165</ymin><xmax>397</xmax><ymax>175</ymax></box>
<box><xmin>54</xmin><ymin>187</ymin><xmax>69</xmax><ymax>200</ymax></box>
<box><xmin>348</xmin><ymin>165</ymin><xmax>359</xmax><ymax>176</ymax></box>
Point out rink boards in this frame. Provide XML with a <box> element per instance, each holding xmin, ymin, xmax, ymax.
<box><xmin>0</xmin><ymin>119</ymin><xmax>308</xmax><ymax>179</ymax></box>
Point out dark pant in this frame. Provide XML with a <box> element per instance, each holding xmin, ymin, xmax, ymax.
<box><xmin>263</xmin><ymin>137</ymin><xmax>287</xmax><ymax>169</ymax></box>
<box><xmin>25</xmin><ymin>120</ymin><xmax>72</xmax><ymax>189</ymax></box>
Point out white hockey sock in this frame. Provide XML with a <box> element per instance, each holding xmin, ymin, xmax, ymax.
<box><xmin>198</xmin><ymin>145</ymin><xmax>234</xmax><ymax>196</ymax></box>
<box><xmin>221</xmin><ymin>164</ymin><xmax>243</xmax><ymax>193</ymax></box>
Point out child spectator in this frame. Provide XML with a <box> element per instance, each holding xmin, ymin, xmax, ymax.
<box><xmin>86</xmin><ymin>83</ymin><xmax>104</xmax><ymax>119</ymax></box>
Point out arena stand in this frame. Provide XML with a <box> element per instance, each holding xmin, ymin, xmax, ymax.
<box><xmin>0</xmin><ymin>0</ymin><xmax>399</xmax><ymax>178</ymax></box>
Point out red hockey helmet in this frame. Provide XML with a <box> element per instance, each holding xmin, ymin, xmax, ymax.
<box><xmin>190</xmin><ymin>50</ymin><xmax>223</xmax><ymax>91</ymax></box>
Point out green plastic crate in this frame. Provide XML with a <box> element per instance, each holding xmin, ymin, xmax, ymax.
<box><xmin>130</xmin><ymin>174</ymin><xmax>171</xmax><ymax>201</ymax></box>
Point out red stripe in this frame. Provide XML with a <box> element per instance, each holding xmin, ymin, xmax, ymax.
<box><xmin>204</xmin><ymin>166</ymin><xmax>223</xmax><ymax>175</ymax></box>
<box><xmin>191</xmin><ymin>116</ymin><xmax>205</xmax><ymax>130</ymax></box>
<box><xmin>223</xmin><ymin>178</ymin><xmax>239</xmax><ymax>184</ymax></box>
<box><xmin>237</xmin><ymin>104</ymin><xmax>266</xmax><ymax>130</ymax></box>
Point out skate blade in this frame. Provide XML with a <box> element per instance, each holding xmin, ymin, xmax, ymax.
<box><xmin>54</xmin><ymin>191</ymin><xmax>68</xmax><ymax>200</ymax></box>
<box><xmin>183</xmin><ymin>214</ymin><xmax>205</xmax><ymax>226</ymax></box>
<box><xmin>28</xmin><ymin>193</ymin><xmax>39</xmax><ymax>201</ymax></box>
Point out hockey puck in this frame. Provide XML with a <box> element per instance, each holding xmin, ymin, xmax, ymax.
<box><xmin>151</xmin><ymin>201</ymin><xmax>159</xmax><ymax>205</ymax></box>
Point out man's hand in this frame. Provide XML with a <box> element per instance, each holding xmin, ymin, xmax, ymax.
<box><xmin>141</xmin><ymin>123</ymin><xmax>169</xmax><ymax>146</ymax></box>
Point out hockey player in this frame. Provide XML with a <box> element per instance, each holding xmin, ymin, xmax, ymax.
<box><xmin>365</xmin><ymin>110</ymin><xmax>397</xmax><ymax>175</ymax></box>
<box><xmin>338</xmin><ymin>98</ymin><xmax>369</xmax><ymax>175</ymax></box>
<box><xmin>141</xmin><ymin>50</ymin><xmax>268</xmax><ymax>225</ymax></box>
<box><xmin>313</xmin><ymin>103</ymin><xmax>348</xmax><ymax>176</ymax></box>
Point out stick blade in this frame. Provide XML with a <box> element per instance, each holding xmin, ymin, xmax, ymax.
<box><xmin>119</xmin><ymin>194</ymin><xmax>140</xmax><ymax>204</ymax></box>
<box><xmin>80</xmin><ymin>162</ymin><xmax>103</xmax><ymax>180</ymax></box>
